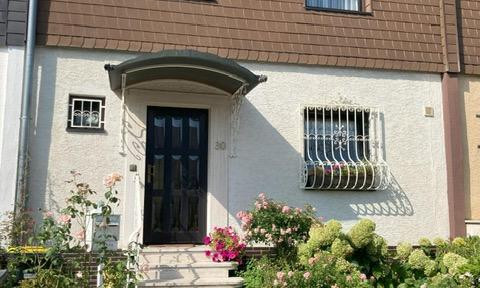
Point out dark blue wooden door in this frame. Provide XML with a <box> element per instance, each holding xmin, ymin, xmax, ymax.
<box><xmin>144</xmin><ymin>107</ymin><xmax>208</xmax><ymax>244</ymax></box>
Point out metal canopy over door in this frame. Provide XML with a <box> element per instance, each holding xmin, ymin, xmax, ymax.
<box><xmin>144</xmin><ymin>107</ymin><xmax>208</xmax><ymax>244</ymax></box>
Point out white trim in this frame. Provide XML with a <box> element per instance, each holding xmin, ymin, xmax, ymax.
<box><xmin>121</xmin><ymin>89</ymin><xmax>230</xmax><ymax>245</ymax></box>
<box><xmin>125</xmin><ymin>64</ymin><xmax>247</xmax><ymax>83</ymax></box>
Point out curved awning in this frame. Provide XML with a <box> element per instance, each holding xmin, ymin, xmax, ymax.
<box><xmin>104</xmin><ymin>50</ymin><xmax>266</xmax><ymax>95</ymax></box>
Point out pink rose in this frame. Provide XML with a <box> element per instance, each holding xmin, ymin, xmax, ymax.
<box><xmin>260</xmin><ymin>228</ymin><xmax>266</xmax><ymax>234</ymax></box>
<box><xmin>58</xmin><ymin>214</ymin><xmax>71</xmax><ymax>224</ymax></box>
<box><xmin>75</xmin><ymin>229</ymin><xmax>85</xmax><ymax>240</ymax></box>
<box><xmin>288</xmin><ymin>271</ymin><xmax>294</xmax><ymax>277</ymax></box>
<box><xmin>308</xmin><ymin>257</ymin><xmax>316</xmax><ymax>265</ymax></box>
<box><xmin>43</xmin><ymin>211</ymin><xmax>54</xmax><ymax>218</ymax></box>
<box><xmin>103</xmin><ymin>172</ymin><xmax>122</xmax><ymax>187</ymax></box>
<box><xmin>282</xmin><ymin>206</ymin><xmax>290</xmax><ymax>213</ymax></box>
<box><xmin>276</xmin><ymin>271</ymin><xmax>285</xmax><ymax>280</ymax></box>
<box><xmin>360</xmin><ymin>274</ymin><xmax>367</xmax><ymax>281</ymax></box>
<box><xmin>286</xmin><ymin>228</ymin><xmax>292</xmax><ymax>234</ymax></box>
<box><xmin>258</xmin><ymin>193</ymin><xmax>266</xmax><ymax>199</ymax></box>
<box><xmin>303</xmin><ymin>272</ymin><xmax>311</xmax><ymax>279</ymax></box>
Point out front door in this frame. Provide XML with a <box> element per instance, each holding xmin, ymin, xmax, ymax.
<box><xmin>144</xmin><ymin>107</ymin><xmax>208</xmax><ymax>244</ymax></box>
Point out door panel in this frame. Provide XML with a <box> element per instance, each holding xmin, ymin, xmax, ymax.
<box><xmin>144</xmin><ymin>107</ymin><xmax>208</xmax><ymax>244</ymax></box>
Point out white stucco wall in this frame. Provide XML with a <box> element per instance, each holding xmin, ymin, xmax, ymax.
<box><xmin>0</xmin><ymin>47</ymin><xmax>24</xmax><ymax>217</ymax></box>
<box><xmin>230</xmin><ymin>63</ymin><xmax>449</xmax><ymax>244</ymax></box>
<box><xmin>27</xmin><ymin>47</ymin><xmax>449</xmax><ymax>247</ymax></box>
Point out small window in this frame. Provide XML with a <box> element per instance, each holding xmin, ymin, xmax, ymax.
<box><xmin>67</xmin><ymin>95</ymin><xmax>105</xmax><ymax>131</ymax></box>
<box><xmin>302</xmin><ymin>105</ymin><xmax>387</xmax><ymax>190</ymax></box>
<box><xmin>305</xmin><ymin>0</ymin><xmax>364</xmax><ymax>12</ymax></box>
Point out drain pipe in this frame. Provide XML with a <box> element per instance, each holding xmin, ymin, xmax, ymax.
<box><xmin>14</xmin><ymin>0</ymin><xmax>38</xmax><ymax>215</ymax></box>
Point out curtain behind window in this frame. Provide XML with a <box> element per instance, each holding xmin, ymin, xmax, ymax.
<box><xmin>306</xmin><ymin>0</ymin><xmax>360</xmax><ymax>11</ymax></box>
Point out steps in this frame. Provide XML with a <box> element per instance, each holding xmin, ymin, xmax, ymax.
<box><xmin>138</xmin><ymin>246</ymin><xmax>243</xmax><ymax>288</ymax></box>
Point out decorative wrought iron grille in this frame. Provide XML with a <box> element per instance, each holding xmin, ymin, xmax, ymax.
<box><xmin>305</xmin><ymin>0</ymin><xmax>361</xmax><ymax>12</ymax></box>
<box><xmin>302</xmin><ymin>105</ymin><xmax>389</xmax><ymax>190</ymax></box>
<box><xmin>68</xmin><ymin>96</ymin><xmax>105</xmax><ymax>130</ymax></box>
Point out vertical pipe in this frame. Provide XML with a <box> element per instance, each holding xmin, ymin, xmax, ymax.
<box><xmin>14</xmin><ymin>0</ymin><xmax>38</xmax><ymax>214</ymax></box>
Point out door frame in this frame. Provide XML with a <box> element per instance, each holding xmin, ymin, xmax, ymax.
<box><xmin>143</xmin><ymin>106</ymin><xmax>208</xmax><ymax>245</ymax></box>
<box><xmin>121</xmin><ymin>88</ymin><xmax>231</xmax><ymax>247</ymax></box>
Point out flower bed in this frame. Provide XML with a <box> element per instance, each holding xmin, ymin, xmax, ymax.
<box><xmin>238</xmin><ymin>194</ymin><xmax>480</xmax><ymax>288</ymax></box>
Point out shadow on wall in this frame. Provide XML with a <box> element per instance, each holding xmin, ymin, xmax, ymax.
<box><xmin>123</xmin><ymin>99</ymin><xmax>146</xmax><ymax>161</ymax></box>
<box><xmin>28</xmin><ymin>57</ymin><xmax>58</xmax><ymax>214</ymax></box>
<box><xmin>230</xmin><ymin>98</ymin><xmax>414</xmax><ymax>222</ymax></box>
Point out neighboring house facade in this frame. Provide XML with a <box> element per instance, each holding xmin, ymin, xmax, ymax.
<box><xmin>2</xmin><ymin>0</ymin><xmax>480</xmax><ymax>250</ymax></box>
<box><xmin>0</xmin><ymin>0</ymin><xmax>27</xmax><ymax>217</ymax></box>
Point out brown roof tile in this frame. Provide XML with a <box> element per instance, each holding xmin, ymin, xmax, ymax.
<box><xmin>32</xmin><ymin>0</ymin><xmax>476</xmax><ymax>74</ymax></box>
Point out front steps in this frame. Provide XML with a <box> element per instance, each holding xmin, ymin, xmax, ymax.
<box><xmin>138</xmin><ymin>246</ymin><xmax>243</xmax><ymax>287</ymax></box>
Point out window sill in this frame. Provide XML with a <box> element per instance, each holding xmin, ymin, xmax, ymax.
<box><xmin>66</xmin><ymin>127</ymin><xmax>106</xmax><ymax>134</ymax></box>
<box><xmin>305</xmin><ymin>6</ymin><xmax>373</xmax><ymax>16</ymax></box>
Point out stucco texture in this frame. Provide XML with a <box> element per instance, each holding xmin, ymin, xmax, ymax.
<box><xmin>27</xmin><ymin>48</ymin><xmax>449</xmax><ymax>247</ymax></box>
<box><xmin>460</xmin><ymin>75</ymin><xmax>480</xmax><ymax>220</ymax></box>
<box><xmin>230</xmin><ymin>62</ymin><xmax>450</xmax><ymax>244</ymax></box>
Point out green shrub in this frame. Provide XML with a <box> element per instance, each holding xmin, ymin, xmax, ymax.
<box><xmin>240</xmin><ymin>196</ymin><xmax>480</xmax><ymax>288</ymax></box>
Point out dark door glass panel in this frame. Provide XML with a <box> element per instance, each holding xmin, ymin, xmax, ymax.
<box><xmin>153</xmin><ymin>155</ymin><xmax>164</xmax><ymax>191</ymax></box>
<box><xmin>144</xmin><ymin>107</ymin><xmax>208</xmax><ymax>244</ymax></box>
<box><xmin>151</xmin><ymin>196</ymin><xmax>163</xmax><ymax>232</ymax></box>
<box><xmin>189</xmin><ymin>118</ymin><xmax>200</xmax><ymax>149</ymax></box>
<box><xmin>172</xmin><ymin>117</ymin><xmax>183</xmax><ymax>148</ymax></box>
<box><xmin>154</xmin><ymin>117</ymin><xmax>165</xmax><ymax>149</ymax></box>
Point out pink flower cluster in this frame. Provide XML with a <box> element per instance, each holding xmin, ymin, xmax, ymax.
<box><xmin>254</xmin><ymin>193</ymin><xmax>269</xmax><ymax>210</ymax></box>
<box><xmin>203</xmin><ymin>226</ymin><xmax>246</xmax><ymax>263</ymax></box>
<box><xmin>236</xmin><ymin>211</ymin><xmax>252</xmax><ymax>230</ymax></box>
<box><xmin>103</xmin><ymin>172</ymin><xmax>122</xmax><ymax>188</ymax></box>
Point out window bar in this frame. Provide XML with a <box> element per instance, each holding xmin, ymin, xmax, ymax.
<box><xmin>329</xmin><ymin>107</ymin><xmax>340</xmax><ymax>189</ymax></box>
<box><xmin>314</xmin><ymin>107</ymin><xmax>325</xmax><ymax>188</ymax></box>
<box><xmin>366</xmin><ymin>109</ymin><xmax>375</xmax><ymax>190</ymax></box>
<box><xmin>346</xmin><ymin>107</ymin><xmax>359</xmax><ymax>189</ymax></box>
<box><xmin>322</xmin><ymin>106</ymin><xmax>334</xmax><ymax>189</ymax></box>
<box><xmin>353</xmin><ymin>108</ymin><xmax>366</xmax><ymax>190</ymax></box>
<box><xmin>89</xmin><ymin>100</ymin><xmax>93</xmax><ymax>128</ymax></box>
<box><xmin>304</xmin><ymin>107</ymin><xmax>316</xmax><ymax>189</ymax></box>
<box><xmin>361</xmin><ymin>109</ymin><xmax>374</xmax><ymax>190</ymax></box>
<box><xmin>338</xmin><ymin>107</ymin><xmax>350</xmax><ymax>189</ymax></box>
<box><xmin>70</xmin><ymin>100</ymin><xmax>74</xmax><ymax>127</ymax></box>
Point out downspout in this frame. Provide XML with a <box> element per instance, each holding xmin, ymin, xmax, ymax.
<box><xmin>14</xmin><ymin>0</ymin><xmax>38</xmax><ymax>215</ymax></box>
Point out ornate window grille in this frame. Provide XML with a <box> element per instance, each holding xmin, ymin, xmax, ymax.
<box><xmin>302</xmin><ymin>105</ymin><xmax>389</xmax><ymax>190</ymax></box>
<box><xmin>67</xmin><ymin>96</ymin><xmax>105</xmax><ymax>130</ymax></box>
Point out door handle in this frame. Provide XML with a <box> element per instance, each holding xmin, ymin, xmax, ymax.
<box><xmin>147</xmin><ymin>164</ymin><xmax>155</xmax><ymax>184</ymax></box>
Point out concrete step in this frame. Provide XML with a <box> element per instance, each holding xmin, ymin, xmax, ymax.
<box><xmin>138</xmin><ymin>277</ymin><xmax>244</xmax><ymax>288</ymax></box>
<box><xmin>141</xmin><ymin>261</ymin><xmax>237</xmax><ymax>281</ymax></box>
<box><xmin>140</xmin><ymin>246</ymin><xmax>211</xmax><ymax>265</ymax></box>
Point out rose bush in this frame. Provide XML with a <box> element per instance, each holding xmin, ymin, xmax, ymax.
<box><xmin>204</xmin><ymin>226</ymin><xmax>246</xmax><ymax>263</ymax></box>
<box><xmin>240</xmin><ymin>195</ymin><xmax>480</xmax><ymax>288</ymax></box>
<box><xmin>236</xmin><ymin>193</ymin><xmax>317</xmax><ymax>258</ymax></box>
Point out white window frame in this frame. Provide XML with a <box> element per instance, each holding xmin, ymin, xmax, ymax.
<box><xmin>301</xmin><ymin>104</ymin><xmax>389</xmax><ymax>191</ymax></box>
<box><xmin>68</xmin><ymin>95</ymin><xmax>105</xmax><ymax>131</ymax></box>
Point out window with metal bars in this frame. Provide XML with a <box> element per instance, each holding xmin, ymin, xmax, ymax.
<box><xmin>306</xmin><ymin>0</ymin><xmax>362</xmax><ymax>12</ymax></box>
<box><xmin>67</xmin><ymin>95</ymin><xmax>105</xmax><ymax>131</ymax></box>
<box><xmin>302</xmin><ymin>105</ymin><xmax>388</xmax><ymax>190</ymax></box>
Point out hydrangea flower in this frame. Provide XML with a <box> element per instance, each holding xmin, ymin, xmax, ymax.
<box><xmin>331</xmin><ymin>238</ymin><xmax>353</xmax><ymax>258</ymax></box>
<box><xmin>348</xmin><ymin>219</ymin><xmax>375</xmax><ymax>248</ymax></box>
<box><xmin>443</xmin><ymin>252</ymin><xmax>468</xmax><ymax>275</ymax></box>
<box><xmin>396</xmin><ymin>242</ymin><xmax>413</xmax><ymax>259</ymax></box>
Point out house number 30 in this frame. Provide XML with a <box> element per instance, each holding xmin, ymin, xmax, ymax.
<box><xmin>215</xmin><ymin>141</ymin><xmax>226</xmax><ymax>150</ymax></box>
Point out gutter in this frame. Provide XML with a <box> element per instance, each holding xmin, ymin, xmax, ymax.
<box><xmin>14</xmin><ymin>0</ymin><xmax>38</xmax><ymax>214</ymax></box>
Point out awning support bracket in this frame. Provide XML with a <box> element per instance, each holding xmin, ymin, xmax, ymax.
<box><xmin>230</xmin><ymin>83</ymin><xmax>249</xmax><ymax>158</ymax></box>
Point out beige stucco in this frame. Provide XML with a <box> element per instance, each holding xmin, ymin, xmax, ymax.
<box><xmin>25</xmin><ymin>47</ymin><xmax>451</xmax><ymax>247</ymax></box>
<box><xmin>460</xmin><ymin>75</ymin><xmax>480</xmax><ymax>221</ymax></box>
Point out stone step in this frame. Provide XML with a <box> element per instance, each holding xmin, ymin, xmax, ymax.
<box><xmin>138</xmin><ymin>277</ymin><xmax>244</xmax><ymax>288</ymax></box>
<box><xmin>140</xmin><ymin>246</ymin><xmax>211</xmax><ymax>265</ymax></box>
<box><xmin>141</xmin><ymin>261</ymin><xmax>237</xmax><ymax>281</ymax></box>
